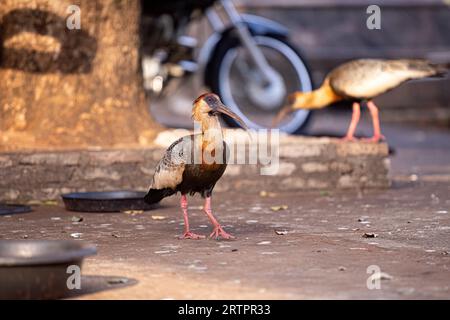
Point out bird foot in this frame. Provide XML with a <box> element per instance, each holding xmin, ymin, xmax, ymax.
<box><xmin>209</xmin><ymin>225</ymin><xmax>235</xmax><ymax>240</ymax></box>
<box><xmin>362</xmin><ymin>134</ymin><xmax>385</xmax><ymax>143</ymax></box>
<box><xmin>341</xmin><ymin>135</ymin><xmax>358</xmax><ymax>142</ymax></box>
<box><xmin>179</xmin><ymin>231</ymin><xmax>206</xmax><ymax>240</ymax></box>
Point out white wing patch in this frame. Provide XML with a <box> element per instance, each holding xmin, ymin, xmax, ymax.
<box><xmin>151</xmin><ymin>165</ymin><xmax>185</xmax><ymax>190</ymax></box>
<box><xmin>149</xmin><ymin>136</ymin><xmax>192</xmax><ymax>190</ymax></box>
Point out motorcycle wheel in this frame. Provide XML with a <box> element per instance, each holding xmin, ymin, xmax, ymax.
<box><xmin>207</xmin><ymin>34</ymin><xmax>314</xmax><ymax>134</ymax></box>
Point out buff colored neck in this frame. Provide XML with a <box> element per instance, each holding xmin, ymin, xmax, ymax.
<box><xmin>200</xmin><ymin>116</ymin><xmax>223</xmax><ymax>146</ymax></box>
<box><xmin>198</xmin><ymin>116</ymin><xmax>224</xmax><ymax>165</ymax></box>
<box><xmin>295</xmin><ymin>79</ymin><xmax>342</xmax><ymax>110</ymax></box>
<box><xmin>192</xmin><ymin>106</ymin><xmax>224</xmax><ymax>144</ymax></box>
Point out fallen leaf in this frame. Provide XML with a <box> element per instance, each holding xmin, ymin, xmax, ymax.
<box><xmin>274</xmin><ymin>230</ymin><xmax>288</xmax><ymax>235</ymax></box>
<box><xmin>259</xmin><ymin>191</ymin><xmax>276</xmax><ymax>197</ymax></box>
<box><xmin>43</xmin><ymin>200</ymin><xmax>58</xmax><ymax>206</ymax></box>
<box><xmin>27</xmin><ymin>200</ymin><xmax>42</xmax><ymax>205</ymax></box>
<box><xmin>363</xmin><ymin>233</ymin><xmax>378</xmax><ymax>238</ymax></box>
<box><xmin>71</xmin><ymin>216</ymin><xmax>84</xmax><ymax>223</ymax></box>
<box><xmin>370</xmin><ymin>272</ymin><xmax>393</xmax><ymax>281</ymax></box>
<box><xmin>154</xmin><ymin>250</ymin><xmax>171</xmax><ymax>254</ymax></box>
<box><xmin>70</xmin><ymin>232</ymin><xmax>82</xmax><ymax>238</ymax></box>
<box><xmin>270</xmin><ymin>205</ymin><xmax>288</xmax><ymax>212</ymax></box>
<box><xmin>123</xmin><ymin>210</ymin><xmax>144</xmax><ymax>216</ymax></box>
<box><xmin>358</xmin><ymin>217</ymin><xmax>370</xmax><ymax>223</ymax></box>
<box><xmin>151</xmin><ymin>215</ymin><xmax>167</xmax><ymax>220</ymax></box>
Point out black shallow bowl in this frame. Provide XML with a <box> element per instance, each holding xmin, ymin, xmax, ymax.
<box><xmin>0</xmin><ymin>240</ymin><xmax>96</xmax><ymax>299</ymax></box>
<box><xmin>0</xmin><ymin>204</ymin><xmax>32</xmax><ymax>216</ymax></box>
<box><xmin>61</xmin><ymin>191</ymin><xmax>157</xmax><ymax>213</ymax></box>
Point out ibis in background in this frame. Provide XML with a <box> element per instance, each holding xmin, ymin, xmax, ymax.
<box><xmin>274</xmin><ymin>59</ymin><xmax>450</xmax><ymax>142</ymax></box>
<box><xmin>144</xmin><ymin>93</ymin><xmax>248</xmax><ymax>240</ymax></box>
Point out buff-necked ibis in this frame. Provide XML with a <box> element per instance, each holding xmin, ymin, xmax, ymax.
<box><xmin>144</xmin><ymin>93</ymin><xmax>248</xmax><ymax>240</ymax></box>
<box><xmin>275</xmin><ymin>59</ymin><xmax>449</xmax><ymax>142</ymax></box>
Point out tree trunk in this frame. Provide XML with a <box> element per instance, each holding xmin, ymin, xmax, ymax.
<box><xmin>0</xmin><ymin>0</ymin><xmax>160</xmax><ymax>151</ymax></box>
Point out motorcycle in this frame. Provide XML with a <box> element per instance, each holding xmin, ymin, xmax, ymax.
<box><xmin>141</xmin><ymin>0</ymin><xmax>313</xmax><ymax>133</ymax></box>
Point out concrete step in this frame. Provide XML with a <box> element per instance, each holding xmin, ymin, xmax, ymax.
<box><xmin>0</xmin><ymin>130</ymin><xmax>390</xmax><ymax>201</ymax></box>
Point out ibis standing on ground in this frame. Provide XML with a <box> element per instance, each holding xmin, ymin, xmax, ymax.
<box><xmin>274</xmin><ymin>59</ymin><xmax>449</xmax><ymax>142</ymax></box>
<box><xmin>144</xmin><ymin>93</ymin><xmax>248</xmax><ymax>240</ymax></box>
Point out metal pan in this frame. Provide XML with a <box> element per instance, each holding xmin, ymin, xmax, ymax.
<box><xmin>0</xmin><ymin>204</ymin><xmax>32</xmax><ymax>216</ymax></box>
<box><xmin>0</xmin><ymin>240</ymin><xmax>96</xmax><ymax>299</ymax></box>
<box><xmin>61</xmin><ymin>191</ymin><xmax>158</xmax><ymax>213</ymax></box>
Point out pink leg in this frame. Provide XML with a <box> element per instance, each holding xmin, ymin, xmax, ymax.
<box><xmin>179</xmin><ymin>195</ymin><xmax>205</xmax><ymax>240</ymax></box>
<box><xmin>342</xmin><ymin>102</ymin><xmax>361</xmax><ymax>141</ymax></box>
<box><xmin>204</xmin><ymin>197</ymin><xmax>234</xmax><ymax>240</ymax></box>
<box><xmin>365</xmin><ymin>101</ymin><xmax>385</xmax><ymax>143</ymax></box>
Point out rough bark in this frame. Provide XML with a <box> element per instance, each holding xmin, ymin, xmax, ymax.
<box><xmin>0</xmin><ymin>0</ymin><xmax>160</xmax><ymax>151</ymax></box>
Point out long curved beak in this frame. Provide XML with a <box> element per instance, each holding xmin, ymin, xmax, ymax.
<box><xmin>216</xmin><ymin>104</ymin><xmax>249</xmax><ymax>130</ymax></box>
<box><xmin>272</xmin><ymin>104</ymin><xmax>294</xmax><ymax>128</ymax></box>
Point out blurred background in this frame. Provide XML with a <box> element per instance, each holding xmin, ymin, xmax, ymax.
<box><xmin>1</xmin><ymin>0</ymin><xmax>449</xmax><ymax>150</ymax></box>
<box><xmin>142</xmin><ymin>0</ymin><xmax>450</xmax><ymax>133</ymax></box>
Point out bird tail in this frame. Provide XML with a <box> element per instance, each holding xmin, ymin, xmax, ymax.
<box><xmin>144</xmin><ymin>188</ymin><xmax>175</xmax><ymax>204</ymax></box>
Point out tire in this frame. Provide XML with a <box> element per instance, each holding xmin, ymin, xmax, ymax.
<box><xmin>207</xmin><ymin>33</ymin><xmax>314</xmax><ymax>134</ymax></box>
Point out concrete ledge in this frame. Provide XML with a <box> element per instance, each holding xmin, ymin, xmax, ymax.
<box><xmin>0</xmin><ymin>130</ymin><xmax>390</xmax><ymax>201</ymax></box>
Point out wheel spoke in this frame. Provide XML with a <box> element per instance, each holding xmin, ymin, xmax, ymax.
<box><xmin>216</xmin><ymin>36</ymin><xmax>312</xmax><ymax>133</ymax></box>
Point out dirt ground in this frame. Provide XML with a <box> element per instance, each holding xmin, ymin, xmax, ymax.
<box><xmin>1</xmin><ymin>110</ymin><xmax>450</xmax><ymax>299</ymax></box>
